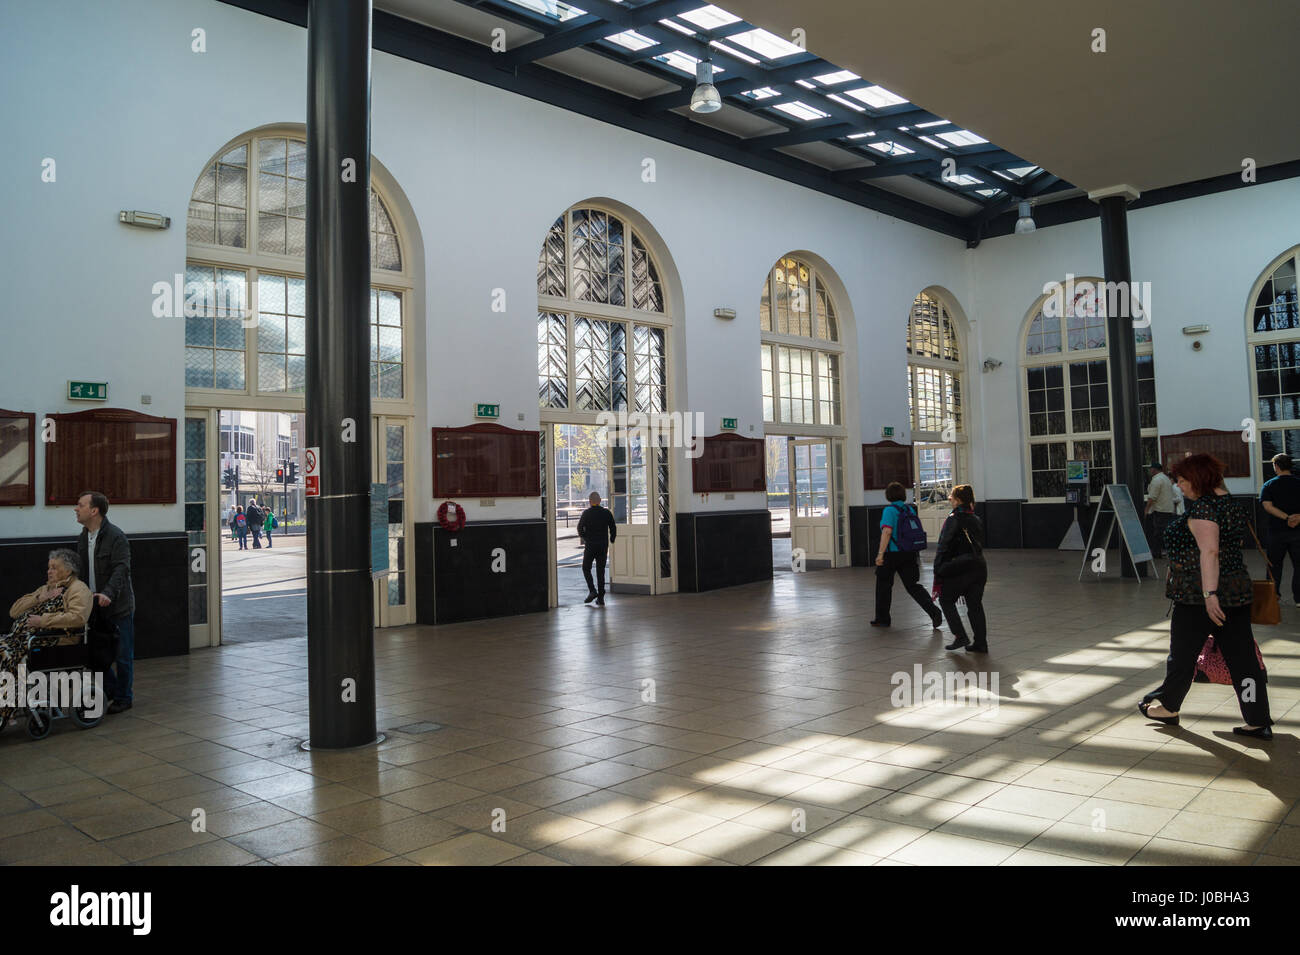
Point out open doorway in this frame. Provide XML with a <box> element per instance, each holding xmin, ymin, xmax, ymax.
<box><xmin>218</xmin><ymin>409</ymin><xmax>305</xmax><ymax>644</ymax></box>
<box><xmin>914</xmin><ymin>442</ymin><xmax>956</xmax><ymax>539</ymax></box>
<box><xmin>767</xmin><ymin>434</ymin><xmax>847</xmax><ymax>572</ymax></box>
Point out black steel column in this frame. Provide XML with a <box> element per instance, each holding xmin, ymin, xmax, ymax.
<box><xmin>1099</xmin><ymin>195</ymin><xmax>1145</xmax><ymax>577</ymax></box>
<box><xmin>305</xmin><ymin>0</ymin><xmax>377</xmax><ymax>748</ymax></box>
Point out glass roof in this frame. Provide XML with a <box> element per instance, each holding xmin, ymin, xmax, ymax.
<box><xmin>459</xmin><ymin>0</ymin><xmax>1057</xmax><ymax>211</ymax></box>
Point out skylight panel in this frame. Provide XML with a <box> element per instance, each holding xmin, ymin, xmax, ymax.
<box><xmin>510</xmin><ymin>0</ymin><xmax>586</xmax><ymax>21</ymax></box>
<box><xmin>937</xmin><ymin>129</ymin><xmax>989</xmax><ymax>147</ymax></box>
<box><xmin>847</xmin><ymin>131</ymin><xmax>875</xmax><ymax>139</ymax></box>
<box><xmin>654</xmin><ymin>50</ymin><xmax>723</xmax><ymax>75</ymax></box>
<box><xmin>729</xmin><ymin>28</ymin><xmax>805</xmax><ymax>59</ymax></box>
<box><xmin>605</xmin><ymin>30</ymin><xmax>657</xmax><ymax>52</ymax></box>
<box><xmin>827</xmin><ymin>93</ymin><xmax>865</xmax><ymax>112</ymax></box>
<box><xmin>1007</xmin><ymin>164</ymin><xmax>1039</xmax><ymax>177</ymax></box>
<box><xmin>945</xmin><ymin>174</ymin><xmax>984</xmax><ymax>186</ymax></box>
<box><xmin>743</xmin><ymin>87</ymin><xmax>780</xmax><ymax>99</ymax></box>
<box><xmin>813</xmin><ymin>70</ymin><xmax>860</xmax><ymax>85</ymax></box>
<box><xmin>918</xmin><ymin>135</ymin><xmax>950</xmax><ymax>150</ymax></box>
<box><xmin>915</xmin><ymin>119</ymin><xmax>950</xmax><ymax>128</ymax></box>
<box><xmin>868</xmin><ymin>140</ymin><xmax>914</xmax><ymax>156</ymax></box>
<box><xmin>846</xmin><ymin>85</ymin><xmax>908</xmax><ymax>109</ymax></box>
<box><xmin>975</xmin><ymin>188</ymin><xmax>1001</xmax><ymax>197</ymax></box>
<box><xmin>678</xmin><ymin>5</ymin><xmax>742</xmax><ymax>30</ymax></box>
<box><xmin>772</xmin><ymin>101</ymin><xmax>830</xmax><ymax>121</ymax></box>
<box><xmin>796</xmin><ymin>79</ymin><xmax>817</xmax><ymax>89</ymax></box>
<box><xmin>710</xmin><ymin>40</ymin><xmax>757</xmax><ymax>64</ymax></box>
<box><xmin>660</xmin><ymin>18</ymin><xmax>697</xmax><ymax>36</ymax></box>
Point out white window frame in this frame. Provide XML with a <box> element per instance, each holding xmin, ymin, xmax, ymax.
<box><xmin>1245</xmin><ymin>245</ymin><xmax>1300</xmax><ymax>488</ymax></box>
<box><xmin>760</xmin><ymin>256</ymin><xmax>844</xmax><ymax>436</ymax></box>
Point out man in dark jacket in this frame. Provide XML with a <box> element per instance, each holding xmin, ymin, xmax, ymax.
<box><xmin>577</xmin><ymin>491</ymin><xmax>617</xmax><ymax>606</ymax></box>
<box><xmin>75</xmin><ymin>490</ymin><xmax>136</xmax><ymax>713</ymax></box>
<box><xmin>246</xmin><ymin>497</ymin><xmax>263</xmax><ymax>548</ymax></box>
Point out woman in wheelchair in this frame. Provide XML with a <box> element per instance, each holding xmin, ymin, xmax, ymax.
<box><xmin>3</xmin><ymin>549</ymin><xmax>91</xmax><ymax>718</ymax></box>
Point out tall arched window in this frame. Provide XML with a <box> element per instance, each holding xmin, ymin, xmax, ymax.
<box><xmin>759</xmin><ymin>256</ymin><xmax>841</xmax><ymax>426</ymax></box>
<box><xmin>907</xmin><ymin>291</ymin><xmax>965</xmax><ymax>513</ymax></box>
<box><xmin>1021</xmin><ymin>279</ymin><xmax>1157</xmax><ymax>499</ymax></box>
<box><xmin>537</xmin><ymin>207</ymin><xmax>668</xmax><ymax>413</ymax></box>
<box><xmin>1247</xmin><ymin>246</ymin><xmax>1300</xmax><ymax>473</ymax></box>
<box><xmin>184</xmin><ymin>132</ymin><xmax>411</xmax><ymax>403</ymax></box>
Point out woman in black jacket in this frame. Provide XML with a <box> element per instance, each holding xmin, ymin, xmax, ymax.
<box><xmin>932</xmin><ymin>484</ymin><xmax>989</xmax><ymax>652</ymax></box>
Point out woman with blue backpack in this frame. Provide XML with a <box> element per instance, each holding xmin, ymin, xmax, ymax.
<box><xmin>872</xmin><ymin>482</ymin><xmax>944</xmax><ymax>629</ymax></box>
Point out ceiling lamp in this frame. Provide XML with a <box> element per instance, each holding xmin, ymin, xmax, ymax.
<box><xmin>1014</xmin><ymin>200</ymin><xmax>1036</xmax><ymax>235</ymax></box>
<box><xmin>690</xmin><ymin>60</ymin><xmax>721</xmax><ymax>113</ymax></box>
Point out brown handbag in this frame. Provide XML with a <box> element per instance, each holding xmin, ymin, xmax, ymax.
<box><xmin>1246</xmin><ymin>521</ymin><xmax>1281</xmax><ymax>626</ymax></box>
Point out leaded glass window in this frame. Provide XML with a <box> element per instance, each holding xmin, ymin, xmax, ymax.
<box><xmin>759</xmin><ymin>256</ymin><xmax>842</xmax><ymax>425</ymax></box>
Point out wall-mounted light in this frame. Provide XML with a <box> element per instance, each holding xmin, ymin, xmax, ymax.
<box><xmin>1013</xmin><ymin>201</ymin><xmax>1035</xmax><ymax>235</ymax></box>
<box><xmin>982</xmin><ymin>358</ymin><xmax>1002</xmax><ymax>372</ymax></box>
<box><xmin>690</xmin><ymin>60</ymin><xmax>721</xmax><ymax>114</ymax></box>
<box><xmin>1181</xmin><ymin>324</ymin><xmax>1210</xmax><ymax>335</ymax></box>
<box><xmin>119</xmin><ymin>210</ymin><xmax>170</xmax><ymax>229</ymax></box>
<box><xmin>713</xmin><ymin>307</ymin><xmax>735</xmax><ymax>320</ymax></box>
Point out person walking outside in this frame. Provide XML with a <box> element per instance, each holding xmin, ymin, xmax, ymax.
<box><xmin>577</xmin><ymin>491</ymin><xmax>616</xmax><ymax>606</ymax></box>
<box><xmin>263</xmin><ymin>506</ymin><xmax>276</xmax><ymax>548</ymax></box>
<box><xmin>871</xmin><ymin>482</ymin><xmax>943</xmax><ymax>629</ymax></box>
<box><xmin>933</xmin><ymin>484</ymin><xmax>989</xmax><ymax>652</ymax></box>
<box><xmin>247</xmin><ymin>497</ymin><xmax>263</xmax><ymax>549</ymax></box>
<box><xmin>233</xmin><ymin>505</ymin><xmax>249</xmax><ymax>549</ymax></box>
<box><xmin>74</xmin><ymin>491</ymin><xmax>137</xmax><ymax>714</ymax></box>
<box><xmin>1139</xmin><ymin>453</ymin><xmax>1272</xmax><ymax>738</ymax></box>
<box><xmin>1259</xmin><ymin>452</ymin><xmax>1300</xmax><ymax>607</ymax></box>
<box><xmin>1144</xmin><ymin>462</ymin><xmax>1176</xmax><ymax>558</ymax></box>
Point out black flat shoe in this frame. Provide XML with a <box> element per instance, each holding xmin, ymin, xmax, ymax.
<box><xmin>965</xmin><ymin>644</ymin><xmax>989</xmax><ymax>653</ymax></box>
<box><xmin>1233</xmin><ymin>725</ymin><xmax>1273</xmax><ymax>740</ymax></box>
<box><xmin>583</xmin><ymin>592</ymin><xmax>597</xmax><ymax>604</ymax></box>
<box><xmin>944</xmin><ymin>638</ymin><xmax>969</xmax><ymax>651</ymax></box>
<box><xmin>869</xmin><ymin>620</ymin><xmax>890</xmax><ymax>628</ymax></box>
<box><xmin>1137</xmin><ymin>702</ymin><xmax>1179</xmax><ymax>726</ymax></box>
<box><xmin>929</xmin><ymin>612</ymin><xmax>943</xmax><ymax>629</ymax></box>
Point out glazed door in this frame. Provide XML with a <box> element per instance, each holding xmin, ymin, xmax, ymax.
<box><xmin>608</xmin><ymin>428</ymin><xmax>653</xmax><ymax>592</ymax></box>
<box><xmin>790</xmin><ymin>438</ymin><xmax>834</xmax><ymax>566</ymax></box>
<box><xmin>914</xmin><ymin>442</ymin><xmax>956</xmax><ymax>539</ymax></box>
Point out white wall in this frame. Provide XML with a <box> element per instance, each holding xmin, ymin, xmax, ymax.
<box><xmin>1</xmin><ymin>0</ymin><xmax>1294</xmax><ymax>542</ymax></box>
<box><xmin>971</xmin><ymin>178</ymin><xmax>1300</xmax><ymax>497</ymax></box>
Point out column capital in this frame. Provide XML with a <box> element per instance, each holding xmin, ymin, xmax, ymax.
<box><xmin>1087</xmin><ymin>184</ymin><xmax>1141</xmax><ymax>203</ymax></box>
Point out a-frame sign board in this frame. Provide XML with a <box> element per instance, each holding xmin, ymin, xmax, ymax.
<box><xmin>1078</xmin><ymin>483</ymin><xmax>1159</xmax><ymax>583</ymax></box>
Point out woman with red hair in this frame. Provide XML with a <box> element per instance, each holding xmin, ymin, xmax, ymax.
<box><xmin>1139</xmin><ymin>453</ymin><xmax>1273</xmax><ymax>738</ymax></box>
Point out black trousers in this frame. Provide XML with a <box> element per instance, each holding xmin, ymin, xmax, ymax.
<box><xmin>1148</xmin><ymin>511</ymin><xmax>1174</xmax><ymax>558</ymax></box>
<box><xmin>939</xmin><ymin>571</ymin><xmax>987</xmax><ymax>646</ymax></box>
<box><xmin>874</xmin><ymin>551</ymin><xmax>939</xmax><ymax>624</ymax></box>
<box><xmin>582</xmin><ymin>548</ymin><xmax>608</xmax><ymax>596</ymax></box>
<box><xmin>1143</xmin><ymin>603</ymin><xmax>1272</xmax><ymax>726</ymax></box>
<box><xmin>1265</xmin><ymin>529</ymin><xmax>1300</xmax><ymax>601</ymax></box>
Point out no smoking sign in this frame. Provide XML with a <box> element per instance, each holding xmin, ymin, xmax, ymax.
<box><xmin>305</xmin><ymin>447</ymin><xmax>320</xmax><ymax>498</ymax></box>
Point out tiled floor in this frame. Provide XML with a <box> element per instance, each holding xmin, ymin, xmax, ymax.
<box><xmin>3</xmin><ymin>549</ymin><xmax>1297</xmax><ymax>866</ymax></box>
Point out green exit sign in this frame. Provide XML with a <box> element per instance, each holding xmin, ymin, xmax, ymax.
<box><xmin>721</xmin><ymin>417</ymin><xmax>737</xmax><ymax>431</ymax></box>
<box><xmin>475</xmin><ymin>403</ymin><xmax>500</xmax><ymax>419</ymax></box>
<box><xmin>881</xmin><ymin>426</ymin><xmax>895</xmax><ymax>439</ymax></box>
<box><xmin>68</xmin><ymin>381</ymin><xmax>108</xmax><ymax>401</ymax></box>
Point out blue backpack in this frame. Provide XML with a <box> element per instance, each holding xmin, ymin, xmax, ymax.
<box><xmin>891</xmin><ymin>502</ymin><xmax>928</xmax><ymax>552</ymax></box>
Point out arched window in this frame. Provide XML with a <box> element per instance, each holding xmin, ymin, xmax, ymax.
<box><xmin>907</xmin><ymin>291</ymin><xmax>963</xmax><ymax>438</ymax></box>
<box><xmin>1021</xmin><ymin>279</ymin><xmax>1157</xmax><ymax>499</ymax></box>
<box><xmin>759</xmin><ymin>256</ymin><xmax>841</xmax><ymax>426</ymax></box>
<box><xmin>183</xmin><ymin>133</ymin><xmax>410</xmax><ymax>401</ymax></box>
<box><xmin>537</xmin><ymin>207</ymin><xmax>668</xmax><ymax>412</ymax></box>
<box><xmin>1247</xmin><ymin>247</ymin><xmax>1300</xmax><ymax>472</ymax></box>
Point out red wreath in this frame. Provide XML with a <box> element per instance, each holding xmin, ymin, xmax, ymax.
<box><xmin>438</xmin><ymin>500</ymin><xmax>466</xmax><ymax>532</ymax></box>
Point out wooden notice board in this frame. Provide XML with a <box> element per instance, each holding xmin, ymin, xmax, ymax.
<box><xmin>691</xmin><ymin>433</ymin><xmax>765</xmax><ymax>493</ymax></box>
<box><xmin>432</xmin><ymin>422</ymin><xmax>540</xmax><ymax>498</ymax></box>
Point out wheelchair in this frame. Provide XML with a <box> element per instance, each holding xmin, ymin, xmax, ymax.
<box><xmin>0</xmin><ymin>623</ymin><xmax>113</xmax><ymax>741</ymax></box>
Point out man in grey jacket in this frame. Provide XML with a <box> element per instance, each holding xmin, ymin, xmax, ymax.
<box><xmin>75</xmin><ymin>491</ymin><xmax>136</xmax><ymax>713</ymax></box>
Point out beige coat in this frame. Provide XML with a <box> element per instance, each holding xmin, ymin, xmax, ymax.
<box><xmin>9</xmin><ymin>578</ymin><xmax>91</xmax><ymax>644</ymax></box>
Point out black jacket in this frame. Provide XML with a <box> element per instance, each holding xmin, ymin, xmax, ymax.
<box><xmin>577</xmin><ymin>506</ymin><xmax>617</xmax><ymax>553</ymax></box>
<box><xmin>933</xmin><ymin>508</ymin><xmax>987</xmax><ymax>580</ymax></box>
<box><xmin>76</xmin><ymin>518</ymin><xmax>136</xmax><ymax>619</ymax></box>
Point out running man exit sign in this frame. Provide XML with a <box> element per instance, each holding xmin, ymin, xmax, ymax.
<box><xmin>474</xmin><ymin>403</ymin><xmax>500</xmax><ymax>419</ymax></box>
<box><xmin>68</xmin><ymin>381</ymin><xmax>108</xmax><ymax>401</ymax></box>
<box><xmin>721</xmin><ymin>417</ymin><xmax>737</xmax><ymax>430</ymax></box>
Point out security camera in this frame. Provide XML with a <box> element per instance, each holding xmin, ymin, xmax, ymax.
<box><xmin>982</xmin><ymin>358</ymin><xmax>1002</xmax><ymax>371</ymax></box>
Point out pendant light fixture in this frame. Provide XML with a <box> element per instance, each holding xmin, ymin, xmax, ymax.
<box><xmin>690</xmin><ymin>59</ymin><xmax>721</xmax><ymax>114</ymax></box>
<box><xmin>1014</xmin><ymin>200</ymin><xmax>1036</xmax><ymax>235</ymax></box>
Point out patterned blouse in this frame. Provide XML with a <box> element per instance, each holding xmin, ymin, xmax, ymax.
<box><xmin>1164</xmin><ymin>492</ymin><xmax>1251</xmax><ymax>606</ymax></box>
